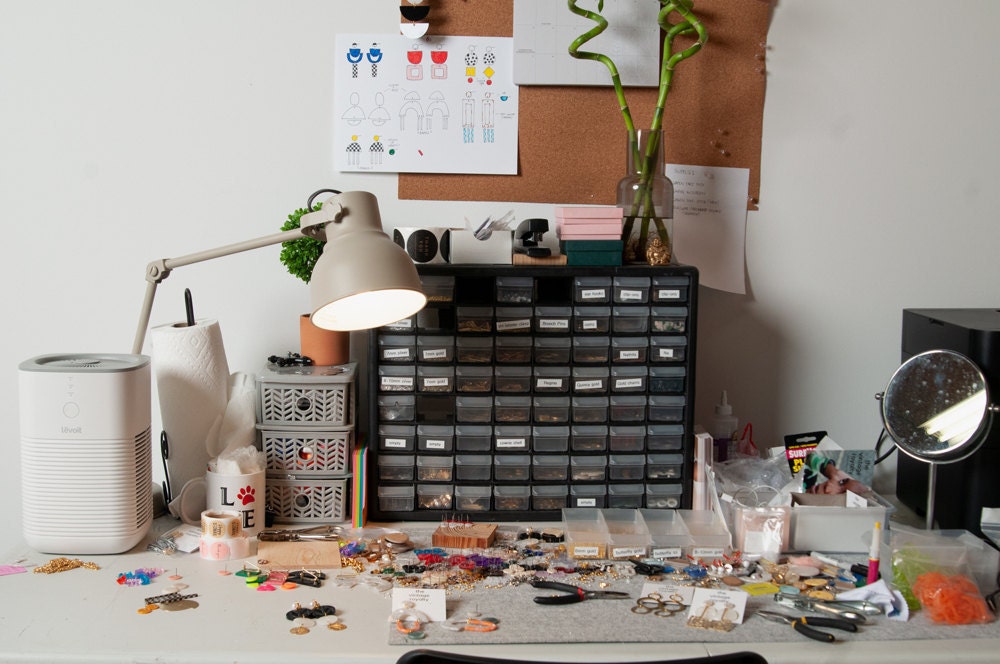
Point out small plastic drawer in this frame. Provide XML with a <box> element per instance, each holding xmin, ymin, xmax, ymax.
<box><xmin>612</xmin><ymin>307</ymin><xmax>650</xmax><ymax>334</ymax></box>
<box><xmin>493</xmin><ymin>454</ymin><xmax>531</xmax><ymax>482</ymax></box>
<box><xmin>381</xmin><ymin>315</ymin><xmax>415</xmax><ymax>332</ymax></box>
<box><xmin>574</xmin><ymin>306</ymin><xmax>611</xmax><ymax>334</ymax></box>
<box><xmin>534</xmin><ymin>396</ymin><xmax>570</xmax><ymax>424</ymax></box>
<box><xmin>494</xmin><ymin>485</ymin><xmax>530</xmax><ymax>511</ymax></box>
<box><xmin>652</xmin><ymin>276</ymin><xmax>689</xmax><ymax>303</ymax></box>
<box><xmin>417</xmin><ymin>365</ymin><xmax>454</xmax><ymax>393</ymax></box>
<box><xmin>646</xmin><ymin>453</ymin><xmax>683</xmax><ymax>480</ymax></box>
<box><xmin>378</xmin><ymin>365</ymin><xmax>415</xmax><ymax>393</ymax></box>
<box><xmin>534</xmin><ymin>306</ymin><xmax>572</xmax><ymax>334</ymax></box>
<box><xmin>572</xmin><ymin>336</ymin><xmax>611</xmax><ymax>364</ymax></box>
<box><xmin>455</xmin><ymin>454</ymin><xmax>492</xmax><ymax>481</ymax></box>
<box><xmin>612</xmin><ymin>366</ymin><xmax>648</xmax><ymax>393</ymax></box>
<box><xmin>455</xmin><ymin>485</ymin><xmax>492</xmax><ymax>512</ymax></box>
<box><xmin>641</xmin><ymin>508</ymin><xmax>693</xmax><ymax>557</ymax></box>
<box><xmin>260</xmin><ymin>427</ymin><xmax>353</xmax><ymax>476</ymax></box>
<box><xmin>649</xmin><ymin>367</ymin><xmax>686</xmax><ymax>394</ymax></box>
<box><xmin>495</xmin><ymin>336</ymin><xmax>532</xmax><ymax>364</ymax></box>
<box><xmin>648</xmin><ymin>396</ymin><xmax>685</xmax><ymax>423</ymax></box>
<box><xmin>610</xmin><ymin>425</ymin><xmax>646</xmax><ymax>452</ymax></box>
<box><xmin>416</xmin><ymin>307</ymin><xmax>453</xmax><ymax>333</ymax></box>
<box><xmin>495</xmin><ymin>307</ymin><xmax>533</xmax><ymax>334</ymax></box>
<box><xmin>494</xmin><ymin>396</ymin><xmax>531</xmax><ymax>423</ymax></box>
<box><xmin>455</xmin><ymin>425</ymin><xmax>493</xmax><ymax>452</ymax></box>
<box><xmin>378</xmin><ymin>454</ymin><xmax>415</xmax><ymax>481</ymax></box>
<box><xmin>496</xmin><ymin>276</ymin><xmax>535</xmax><ymax>304</ymax></box>
<box><xmin>612</xmin><ymin>337</ymin><xmax>649</xmax><ymax>364</ymax></box>
<box><xmin>571</xmin><ymin>425</ymin><xmax>608</xmax><ymax>452</ymax></box>
<box><xmin>571</xmin><ymin>455</ymin><xmax>607</xmax><ymax>482</ymax></box>
<box><xmin>679</xmin><ymin>509</ymin><xmax>731</xmax><ymax>554</ymax></box>
<box><xmin>533</xmin><ymin>485</ymin><xmax>568</xmax><ymax>511</ymax></box>
<box><xmin>573</xmin><ymin>367</ymin><xmax>609</xmax><ymax>394</ymax></box>
<box><xmin>647</xmin><ymin>424</ymin><xmax>685</xmax><ymax>451</ymax></box>
<box><xmin>650</xmin><ymin>336</ymin><xmax>687</xmax><ymax>363</ymax></box>
<box><xmin>494</xmin><ymin>426</ymin><xmax>531</xmax><ymax>452</ymax></box>
<box><xmin>534</xmin><ymin>366</ymin><xmax>570</xmax><ymax>393</ymax></box>
<box><xmin>379</xmin><ymin>335</ymin><xmax>416</xmax><ymax>362</ymax></box>
<box><xmin>417</xmin><ymin>455</ymin><xmax>454</xmax><ymax>482</ymax></box>
<box><xmin>532</xmin><ymin>425</ymin><xmax>570</xmax><ymax>452</ymax></box>
<box><xmin>572</xmin><ymin>396</ymin><xmax>609</xmax><ymax>424</ymax></box>
<box><xmin>456</xmin><ymin>365</ymin><xmax>494</xmax><ymax>393</ymax></box>
<box><xmin>570</xmin><ymin>484</ymin><xmax>607</xmax><ymax>509</ymax></box>
<box><xmin>608</xmin><ymin>483</ymin><xmax>645</xmax><ymax>509</ymax></box>
<box><xmin>646</xmin><ymin>483</ymin><xmax>683</xmax><ymax>509</ymax></box>
<box><xmin>533</xmin><ymin>454</ymin><xmax>570</xmax><ymax>481</ymax></box>
<box><xmin>575</xmin><ymin>276</ymin><xmax>612</xmax><ymax>304</ymax></box>
<box><xmin>422</xmin><ymin>275</ymin><xmax>455</xmax><ymax>303</ymax></box>
<box><xmin>650</xmin><ymin>307</ymin><xmax>688</xmax><ymax>334</ymax></box>
<box><xmin>455</xmin><ymin>396</ymin><xmax>493</xmax><ymax>423</ymax></box>
<box><xmin>417</xmin><ymin>425</ymin><xmax>454</xmax><ymax>452</ymax></box>
<box><xmin>610</xmin><ymin>395</ymin><xmax>647</xmax><ymax>422</ymax></box>
<box><xmin>603</xmin><ymin>508</ymin><xmax>652</xmax><ymax>558</ymax></box>
<box><xmin>417</xmin><ymin>335</ymin><xmax>455</xmax><ymax>363</ymax></box>
<box><xmin>456</xmin><ymin>306</ymin><xmax>493</xmax><ymax>334</ymax></box>
<box><xmin>378</xmin><ymin>394</ymin><xmax>415</xmax><ymax>422</ymax></box>
<box><xmin>534</xmin><ymin>337</ymin><xmax>572</xmax><ymax>364</ymax></box>
<box><xmin>495</xmin><ymin>366</ymin><xmax>532</xmax><ymax>393</ymax></box>
<box><xmin>563</xmin><ymin>507</ymin><xmax>609</xmax><ymax>556</ymax></box>
<box><xmin>379</xmin><ymin>485</ymin><xmax>415</xmax><ymax>512</ymax></box>
<box><xmin>417</xmin><ymin>484</ymin><xmax>453</xmax><ymax>510</ymax></box>
<box><xmin>456</xmin><ymin>336</ymin><xmax>494</xmax><ymax>364</ymax></box>
<box><xmin>613</xmin><ymin>276</ymin><xmax>651</xmax><ymax>304</ymax></box>
<box><xmin>379</xmin><ymin>424</ymin><xmax>415</xmax><ymax>452</ymax></box>
<box><xmin>609</xmin><ymin>454</ymin><xmax>646</xmax><ymax>481</ymax></box>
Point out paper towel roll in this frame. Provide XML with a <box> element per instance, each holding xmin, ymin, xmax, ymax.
<box><xmin>151</xmin><ymin>319</ymin><xmax>230</xmax><ymax>505</ymax></box>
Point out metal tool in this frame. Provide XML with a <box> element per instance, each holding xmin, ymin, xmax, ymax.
<box><xmin>773</xmin><ymin>592</ymin><xmax>878</xmax><ymax>624</ymax></box>
<box><xmin>258</xmin><ymin>525</ymin><xmax>344</xmax><ymax>542</ymax></box>
<box><xmin>529</xmin><ymin>580</ymin><xmax>631</xmax><ymax>605</ymax></box>
<box><xmin>757</xmin><ymin>609</ymin><xmax>858</xmax><ymax>643</ymax></box>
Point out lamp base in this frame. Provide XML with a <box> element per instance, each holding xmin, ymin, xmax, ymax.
<box><xmin>300</xmin><ymin>314</ymin><xmax>350</xmax><ymax>366</ymax></box>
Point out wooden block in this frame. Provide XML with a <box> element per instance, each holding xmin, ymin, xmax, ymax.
<box><xmin>432</xmin><ymin>522</ymin><xmax>498</xmax><ymax>549</ymax></box>
<box><xmin>511</xmin><ymin>254</ymin><xmax>568</xmax><ymax>266</ymax></box>
<box><xmin>256</xmin><ymin>540</ymin><xmax>342</xmax><ymax>569</ymax></box>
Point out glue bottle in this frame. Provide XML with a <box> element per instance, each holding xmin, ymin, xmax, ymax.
<box><xmin>711</xmin><ymin>390</ymin><xmax>739</xmax><ymax>463</ymax></box>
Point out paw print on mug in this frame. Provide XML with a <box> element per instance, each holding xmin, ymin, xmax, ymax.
<box><xmin>237</xmin><ymin>486</ymin><xmax>256</xmax><ymax>505</ymax></box>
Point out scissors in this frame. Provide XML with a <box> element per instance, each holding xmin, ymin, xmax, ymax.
<box><xmin>529</xmin><ymin>580</ymin><xmax>631</xmax><ymax>605</ymax></box>
<box><xmin>757</xmin><ymin>609</ymin><xmax>858</xmax><ymax>643</ymax></box>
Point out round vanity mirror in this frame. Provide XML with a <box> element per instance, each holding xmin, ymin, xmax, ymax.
<box><xmin>877</xmin><ymin>349</ymin><xmax>996</xmax><ymax>527</ymax></box>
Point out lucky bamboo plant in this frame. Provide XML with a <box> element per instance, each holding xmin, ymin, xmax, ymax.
<box><xmin>568</xmin><ymin>0</ymin><xmax>707</xmax><ymax>263</ymax></box>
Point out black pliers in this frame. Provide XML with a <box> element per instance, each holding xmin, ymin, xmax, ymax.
<box><xmin>757</xmin><ymin>609</ymin><xmax>858</xmax><ymax>643</ymax></box>
<box><xmin>529</xmin><ymin>580</ymin><xmax>631</xmax><ymax>605</ymax></box>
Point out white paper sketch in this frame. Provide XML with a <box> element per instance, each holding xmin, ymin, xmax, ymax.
<box><xmin>335</xmin><ymin>34</ymin><xmax>518</xmax><ymax>174</ymax></box>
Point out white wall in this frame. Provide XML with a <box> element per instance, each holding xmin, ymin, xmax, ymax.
<box><xmin>2</xmin><ymin>0</ymin><xmax>999</xmax><ymax>544</ymax></box>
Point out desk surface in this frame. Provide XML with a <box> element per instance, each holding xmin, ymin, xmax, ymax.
<box><xmin>1</xmin><ymin>517</ymin><xmax>998</xmax><ymax>664</ymax></box>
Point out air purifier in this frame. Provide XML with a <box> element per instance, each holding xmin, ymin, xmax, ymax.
<box><xmin>18</xmin><ymin>353</ymin><xmax>153</xmax><ymax>554</ymax></box>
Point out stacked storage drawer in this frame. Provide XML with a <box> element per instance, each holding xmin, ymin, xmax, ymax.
<box><xmin>256</xmin><ymin>363</ymin><xmax>357</xmax><ymax>523</ymax></box>
<box><xmin>369</xmin><ymin>265</ymin><xmax>697</xmax><ymax>521</ymax></box>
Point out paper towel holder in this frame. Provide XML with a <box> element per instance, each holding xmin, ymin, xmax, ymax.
<box><xmin>130</xmin><ymin>190</ymin><xmax>426</xmax><ymax>354</ymax></box>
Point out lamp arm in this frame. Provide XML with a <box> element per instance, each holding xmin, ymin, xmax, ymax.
<box><xmin>130</xmin><ymin>224</ymin><xmax>328</xmax><ymax>355</ymax></box>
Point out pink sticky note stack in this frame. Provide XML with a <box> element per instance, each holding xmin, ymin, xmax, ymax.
<box><xmin>555</xmin><ymin>207</ymin><xmax>624</xmax><ymax>240</ymax></box>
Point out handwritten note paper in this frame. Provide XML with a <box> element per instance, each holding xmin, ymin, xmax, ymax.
<box><xmin>667</xmin><ymin>165</ymin><xmax>750</xmax><ymax>294</ymax></box>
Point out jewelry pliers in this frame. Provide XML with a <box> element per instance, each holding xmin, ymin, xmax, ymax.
<box><xmin>529</xmin><ymin>580</ymin><xmax>631</xmax><ymax>605</ymax></box>
<box><xmin>757</xmin><ymin>609</ymin><xmax>858</xmax><ymax>643</ymax></box>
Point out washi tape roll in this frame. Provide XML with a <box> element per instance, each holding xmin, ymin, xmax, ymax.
<box><xmin>199</xmin><ymin>534</ymin><xmax>251</xmax><ymax>561</ymax></box>
<box><xmin>200</xmin><ymin>510</ymin><xmax>242</xmax><ymax>540</ymax></box>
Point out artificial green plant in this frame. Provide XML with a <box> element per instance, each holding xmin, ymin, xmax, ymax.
<box><xmin>568</xmin><ymin>0</ymin><xmax>707</xmax><ymax>261</ymax></box>
<box><xmin>279</xmin><ymin>203</ymin><xmax>323</xmax><ymax>284</ymax></box>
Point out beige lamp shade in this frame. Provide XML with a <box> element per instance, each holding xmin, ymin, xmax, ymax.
<box><xmin>308</xmin><ymin>191</ymin><xmax>427</xmax><ymax>331</ymax></box>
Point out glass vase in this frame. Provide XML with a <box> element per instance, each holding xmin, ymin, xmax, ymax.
<box><xmin>616</xmin><ymin>129</ymin><xmax>674</xmax><ymax>265</ymax></box>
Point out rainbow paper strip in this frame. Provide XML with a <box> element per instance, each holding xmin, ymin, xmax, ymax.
<box><xmin>351</xmin><ymin>439</ymin><xmax>367</xmax><ymax>528</ymax></box>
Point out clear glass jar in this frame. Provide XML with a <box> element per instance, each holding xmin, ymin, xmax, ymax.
<box><xmin>617</xmin><ymin>129</ymin><xmax>674</xmax><ymax>264</ymax></box>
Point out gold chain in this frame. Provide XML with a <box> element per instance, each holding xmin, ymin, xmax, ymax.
<box><xmin>33</xmin><ymin>557</ymin><xmax>100</xmax><ymax>574</ymax></box>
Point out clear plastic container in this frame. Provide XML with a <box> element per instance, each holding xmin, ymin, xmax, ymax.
<box><xmin>650</xmin><ymin>306</ymin><xmax>688</xmax><ymax>334</ymax></box>
<box><xmin>612</xmin><ymin>337</ymin><xmax>649</xmax><ymax>364</ymax></box>
<box><xmin>533</xmin><ymin>485</ymin><xmax>568</xmax><ymax>511</ymax></box>
<box><xmin>379</xmin><ymin>335</ymin><xmax>416</xmax><ymax>362</ymax></box>
<box><xmin>417</xmin><ymin>335</ymin><xmax>455</xmax><ymax>363</ymax></box>
<box><xmin>532</xmin><ymin>454</ymin><xmax>570</xmax><ymax>481</ymax></box>
<box><xmin>607</xmin><ymin>484</ymin><xmax>645</xmax><ymax>509</ymax></box>
<box><xmin>378</xmin><ymin>454</ymin><xmax>415</xmax><ymax>481</ymax></box>
<box><xmin>494</xmin><ymin>396</ymin><xmax>531</xmax><ymax>423</ymax></box>
<box><xmin>572</xmin><ymin>366</ymin><xmax>609</xmax><ymax>394</ymax></box>
<box><xmin>572</xmin><ymin>336</ymin><xmax>611</xmax><ymax>364</ymax></box>
<box><xmin>573</xmin><ymin>306</ymin><xmax>611</xmax><ymax>334</ymax></box>
<box><xmin>650</xmin><ymin>336</ymin><xmax>687</xmax><ymax>363</ymax></box>
<box><xmin>574</xmin><ymin>276</ymin><xmax>612</xmax><ymax>304</ymax></box>
<box><xmin>572</xmin><ymin>396</ymin><xmax>609</xmax><ymax>424</ymax></box>
<box><xmin>609</xmin><ymin>425</ymin><xmax>646</xmax><ymax>452</ymax></box>
<box><xmin>495</xmin><ymin>307</ymin><xmax>533</xmax><ymax>334</ymax></box>
<box><xmin>646</xmin><ymin>483</ymin><xmax>684</xmax><ymax>510</ymax></box>
<box><xmin>494</xmin><ymin>426</ymin><xmax>531</xmax><ymax>452</ymax></box>
<box><xmin>417</xmin><ymin>484</ymin><xmax>453</xmax><ymax>510</ymax></box>
<box><xmin>421</xmin><ymin>275</ymin><xmax>455</xmax><ymax>303</ymax></box>
<box><xmin>455</xmin><ymin>485</ymin><xmax>491</xmax><ymax>512</ymax></box>
<box><xmin>534</xmin><ymin>366</ymin><xmax>570</xmax><ymax>393</ymax></box>
<box><xmin>495</xmin><ymin>336</ymin><xmax>532</xmax><ymax>364</ymax></box>
<box><xmin>563</xmin><ymin>507</ymin><xmax>610</xmax><ymax>557</ymax></box>
<box><xmin>641</xmin><ymin>508</ymin><xmax>693</xmax><ymax>558</ymax></box>
<box><xmin>456</xmin><ymin>306</ymin><xmax>493</xmax><ymax>334</ymax></box>
<box><xmin>613</xmin><ymin>276</ymin><xmax>651</xmax><ymax>304</ymax></box>
<box><xmin>494</xmin><ymin>485</ymin><xmax>530</xmax><ymax>511</ymax></box>
<box><xmin>417</xmin><ymin>455</ymin><xmax>454</xmax><ymax>482</ymax></box>
<box><xmin>455</xmin><ymin>396</ymin><xmax>493</xmax><ymax>423</ymax></box>
<box><xmin>417</xmin><ymin>365</ymin><xmax>454</xmax><ymax>393</ymax></box>
<box><xmin>647</xmin><ymin>424</ymin><xmax>684</xmax><ymax>451</ymax></box>
<box><xmin>381</xmin><ymin>315</ymin><xmax>415</xmax><ymax>332</ymax></box>
<box><xmin>652</xmin><ymin>275</ymin><xmax>689</xmax><ymax>303</ymax></box>
<box><xmin>379</xmin><ymin>424</ymin><xmax>415</xmax><ymax>452</ymax></box>
<box><xmin>456</xmin><ymin>336</ymin><xmax>493</xmax><ymax>364</ymax></box>
<box><xmin>612</xmin><ymin>366</ymin><xmax>648</xmax><ymax>393</ymax></box>
<box><xmin>612</xmin><ymin>307</ymin><xmax>650</xmax><ymax>334</ymax></box>
<box><xmin>496</xmin><ymin>276</ymin><xmax>535</xmax><ymax>304</ymax></box>
<box><xmin>679</xmin><ymin>509</ymin><xmax>732</xmax><ymax>556</ymax></box>
<box><xmin>571</xmin><ymin>425</ymin><xmax>608</xmax><ymax>452</ymax></box>
<box><xmin>417</xmin><ymin>425</ymin><xmax>454</xmax><ymax>452</ymax></box>
<box><xmin>534</xmin><ymin>337</ymin><xmax>572</xmax><ymax>364</ymax></box>
<box><xmin>455</xmin><ymin>454</ymin><xmax>492</xmax><ymax>481</ymax></box>
<box><xmin>609</xmin><ymin>454</ymin><xmax>646</xmax><ymax>481</ymax></box>
<box><xmin>532</xmin><ymin>425</ymin><xmax>570</xmax><ymax>452</ymax></box>
<box><xmin>377</xmin><ymin>394</ymin><xmax>415</xmax><ymax>422</ymax></box>
<box><xmin>610</xmin><ymin>395</ymin><xmax>647</xmax><ymax>422</ymax></box>
<box><xmin>455</xmin><ymin>425</ymin><xmax>493</xmax><ymax>452</ymax></box>
<box><xmin>648</xmin><ymin>395</ymin><xmax>685</xmax><ymax>423</ymax></box>
<box><xmin>494</xmin><ymin>454</ymin><xmax>531</xmax><ymax>482</ymax></box>
<box><xmin>534</xmin><ymin>306</ymin><xmax>572</xmax><ymax>334</ymax></box>
<box><xmin>379</xmin><ymin>485</ymin><xmax>415</xmax><ymax>512</ymax></box>
<box><xmin>417</xmin><ymin>307</ymin><xmax>452</xmax><ymax>333</ymax></box>
<box><xmin>456</xmin><ymin>365</ymin><xmax>494</xmax><ymax>393</ymax></box>
<box><xmin>603</xmin><ymin>508</ymin><xmax>652</xmax><ymax>558</ymax></box>
<box><xmin>649</xmin><ymin>366</ymin><xmax>686</xmax><ymax>394</ymax></box>
<box><xmin>534</xmin><ymin>396</ymin><xmax>571</xmax><ymax>424</ymax></box>
<box><xmin>570</xmin><ymin>455</ymin><xmax>607</xmax><ymax>482</ymax></box>
<box><xmin>495</xmin><ymin>365</ymin><xmax>532</xmax><ymax>393</ymax></box>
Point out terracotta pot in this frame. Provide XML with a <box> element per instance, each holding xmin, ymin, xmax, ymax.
<box><xmin>299</xmin><ymin>314</ymin><xmax>350</xmax><ymax>366</ymax></box>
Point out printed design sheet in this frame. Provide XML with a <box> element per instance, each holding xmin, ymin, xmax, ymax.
<box><xmin>335</xmin><ymin>35</ymin><xmax>518</xmax><ymax>174</ymax></box>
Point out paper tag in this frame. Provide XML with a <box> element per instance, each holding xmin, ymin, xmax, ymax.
<box><xmin>387</xmin><ymin>318</ymin><xmax>413</xmax><ymax>329</ymax></box>
<box><xmin>658</xmin><ymin>348</ymin><xmax>675</xmax><ymax>359</ymax></box>
<box><xmin>615</xmin><ymin>378</ymin><xmax>643</xmax><ymax>389</ymax></box>
<box><xmin>687</xmin><ymin>588</ymin><xmax>748</xmax><ymax>625</ymax></box>
<box><xmin>651</xmin><ymin>546</ymin><xmax>683</xmax><ymax>559</ymax></box>
<box><xmin>538</xmin><ymin>319</ymin><xmax>568</xmax><ymax>329</ymax></box>
<box><xmin>162</xmin><ymin>524</ymin><xmax>202</xmax><ymax>553</ymax></box>
<box><xmin>619</xmin><ymin>350</ymin><xmax>640</xmax><ymax>360</ymax></box>
<box><xmin>846</xmin><ymin>489</ymin><xmax>867</xmax><ymax>508</ymax></box>
<box><xmin>497</xmin><ymin>319</ymin><xmax>530</xmax><ymax>331</ymax></box>
<box><xmin>384</xmin><ymin>438</ymin><xmax>408</xmax><ymax>449</ymax></box>
<box><xmin>383</xmin><ymin>348</ymin><xmax>411</xmax><ymax>359</ymax></box>
<box><xmin>536</xmin><ymin>378</ymin><xmax>563</xmax><ymax>389</ymax></box>
<box><xmin>392</xmin><ymin>587</ymin><xmax>447</xmax><ymax>622</ymax></box>
<box><xmin>641</xmin><ymin>581</ymin><xmax>694</xmax><ymax>604</ymax></box>
<box><xmin>424</xmin><ymin>439</ymin><xmax>446</xmax><ymax>450</ymax></box>
<box><xmin>576</xmin><ymin>498</ymin><xmax>596</xmax><ymax>508</ymax></box>
<box><xmin>692</xmin><ymin>547</ymin><xmax>725</xmax><ymax>559</ymax></box>
<box><xmin>611</xmin><ymin>546</ymin><xmax>647</xmax><ymax>558</ymax></box>
<box><xmin>657</xmin><ymin>288</ymin><xmax>680</xmax><ymax>300</ymax></box>
<box><xmin>422</xmin><ymin>348</ymin><xmax>447</xmax><ymax>360</ymax></box>
<box><xmin>574</xmin><ymin>379</ymin><xmax>603</xmax><ymax>390</ymax></box>
<box><xmin>581</xmin><ymin>319</ymin><xmax>598</xmax><ymax>330</ymax></box>
<box><xmin>381</xmin><ymin>376</ymin><xmax>413</xmax><ymax>389</ymax></box>
<box><xmin>422</xmin><ymin>377</ymin><xmax>450</xmax><ymax>388</ymax></box>
<box><xmin>495</xmin><ymin>437</ymin><xmax>526</xmax><ymax>449</ymax></box>
<box><xmin>581</xmin><ymin>288</ymin><xmax>606</xmax><ymax>300</ymax></box>
<box><xmin>619</xmin><ymin>289</ymin><xmax>643</xmax><ymax>301</ymax></box>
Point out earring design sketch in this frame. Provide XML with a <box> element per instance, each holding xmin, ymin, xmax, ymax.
<box><xmin>465</xmin><ymin>46</ymin><xmax>477</xmax><ymax>82</ymax></box>
<box><xmin>346</xmin><ymin>136</ymin><xmax>362</xmax><ymax>166</ymax></box>
<box><xmin>406</xmin><ymin>45</ymin><xmax>423</xmax><ymax>81</ymax></box>
<box><xmin>347</xmin><ymin>43</ymin><xmax>363</xmax><ymax>78</ymax></box>
<box><xmin>369</xmin><ymin>135</ymin><xmax>385</xmax><ymax>165</ymax></box>
<box><xmin>462</xmin><ymin>92</ymin><xmax>475</xmax><ymax>143</ymax></box>
<box><xmin>425</xmin><ymin>91</ymin><xmax>449</xmax><ymax>131</ymax></box>
<box><xmin>367</xmin><ymin>43</ymin><xmax>383</xmax><ymax>77</ymax></box>
<box><xmin>399</xmin><ymin>91</ymin><xmax>425</xmax><ymax>131</ymax></box>
<box><xmin>369</xmin><ymin>92</ymin><xmax>391</xmax><ymax>127</ymax></box>
<box><xmin>483</xmin><ymin>47</ymin><xmax>495</xmax><ymax>85</ymax></box>
<box><xmin>431</xmin><ymin>47</ymin><xmax>448</xmax><ymax>79</ymax></box>
<box><xmin>342</xmin><ymin>92</ymin><xmax>365</xmax><ymax>126</ymax></box>
<box><xmin>481</xmin><ymin>93</ymin><xmax>494</xmax><ymax>143</ymax></box>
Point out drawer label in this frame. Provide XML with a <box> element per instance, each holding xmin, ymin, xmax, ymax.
<box><xmin>575</xmin><ymin>499</ymin><xmax>597</xmax><ymax>508</ymax></box>
<box><xmin>381</xmin><ymin>377</ymin><xmax>414</xmax><ymax>388</ymax></box>
<box><xmin>536</xmin><ymin>378</ymin><xmax>564</xmax><ymax>389</ymax></box>
<box><xmin>575</xmin><ymin>379</ymin><xmax>603</xmax><ymax>390</ymax></box>
<box><xmin>423</xmin><ymin>377</ymin><xmax>450</xmax><ymax>387</ymax></box>
<box><xmin>580</xmin><ymin>288</ymin><xmax>606</xmax><ymax>300</ymax></box>
<box><xmin>619</xmin><ymin>350</ymin><xmax>640</xmax><ymax>360</ymax></box>
<box><xmin>612</xmin><ymin>546</ymin><xmax>647</xmax><ymax>558</ymax></box>
<box><xmin>619</xmin><ymin>289</ymin><xmax>643</xmax><ymax>301</ymax></box>
<box><xmin>383</xmin><ymin>348</ymin><xmax>411</xmax><ymax>359</ymax></box>
<box><xmin>615</xmin><ymin>378</ymin><xmax>643</xmax><ymax>389</ymax></box>
<box><xmin>538</xmin><ymin>319</ymin><xmax>569</xmax><ymax>330</ymax></box>
<box><xmin>692</xmin><ymin>547</ymin><xmax>725</xmax><ymax>559</ymax></box>
<box><xmin>652</xmin><ymin>546</ymin><xmax>682</xmax><ymax>559</ymax></box>
<box><xmin>422</xmin><ymin>348</ymin><xmax>448</xmax><ymax>359</ymax></box>
<box><xmin>497</xmin><ymin>319</ymin><xmax>530</xmax><ymax>331</ymax></box>
<box><xmin>384</xmin><ymin>438</ymin><xmax>408</xmax><ymax>448</ymax></box>
<box><xmin>657</xmin><ymin>288</ymin><xmax>681</xmax><ymax>300</ymax></box>
<box><xmin>424</xmin><ymin>439</ymin><xmax>446</xmax><ymax>450</ymax></box>
<box><xmin>495</xmin><ymin>437</ymin><xmax>527</xmax><ymax>448</ymax></box>
<box><xmin>581</xmin><ymin>319</ymin><xmax>598</xmax><ymax>330</ymax></box>
<box><xmin>658</xmin><ymin>348</ymin><xmax>676</xmax><ymax>359</ymax></box>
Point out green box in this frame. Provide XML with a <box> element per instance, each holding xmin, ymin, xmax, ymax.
<box><xmin>560</xmin><ymin>240</ymin><xmax>624</xmax><ymax>253</ymax></box>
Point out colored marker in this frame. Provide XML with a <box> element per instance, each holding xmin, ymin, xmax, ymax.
<box><xmin>867</xmin><ymin>521</ymin><xmax>881</xmax><ymax>585</ymax></box>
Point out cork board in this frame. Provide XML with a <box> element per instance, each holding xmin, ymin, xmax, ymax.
<box><xmin>398</xmin><ymin>0</ymin><xmax>770</xmax><ymax>210</ymax></box>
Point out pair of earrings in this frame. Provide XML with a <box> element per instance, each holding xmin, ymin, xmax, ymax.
<box><xmin>286</xmin><ymin>601</ymin><xmax>345</xmax><ymax>635</ymax></box>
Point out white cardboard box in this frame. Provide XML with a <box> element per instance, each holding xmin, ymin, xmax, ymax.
<box><xmin>448</xmin><ymin>230</ymin><xmax>513</xmax><ymax>264</ymax></box>
<box><xmin>790</xmin><ymin>492</ymin><xmax>890</xmax><ymax>553</ymax></box>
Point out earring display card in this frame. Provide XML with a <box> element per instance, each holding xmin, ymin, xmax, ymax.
<box><xmin>368</xmin><ymin>264</ymin><xmax>698</xmax><ymax>521</ymax></box>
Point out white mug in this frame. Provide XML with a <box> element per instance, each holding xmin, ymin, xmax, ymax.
<box><xmin>177</xmin><ymin>468</ymin><xmax>265</xmax><ymax>537</ymax></box>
